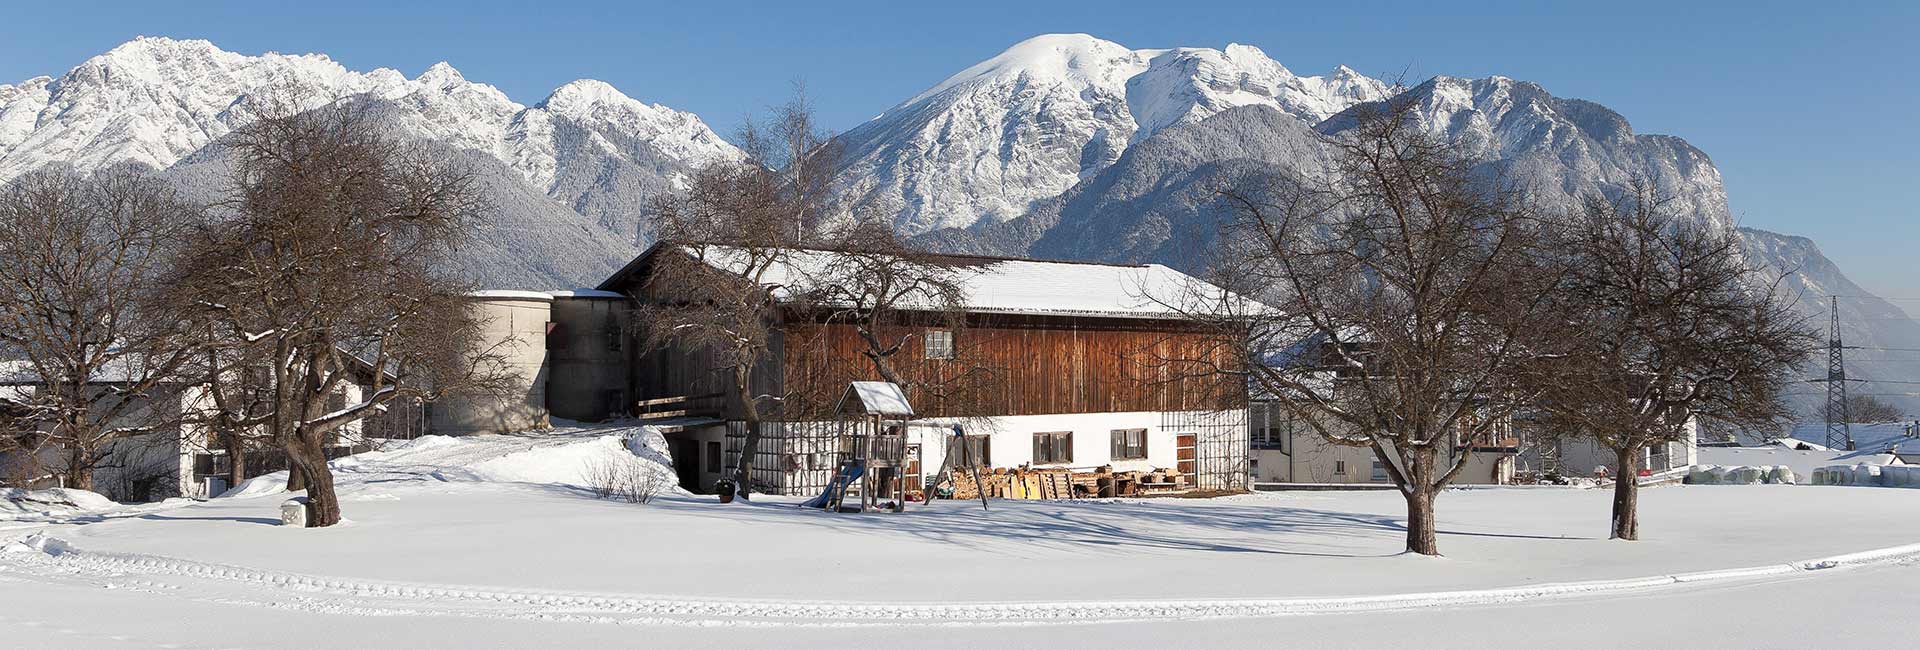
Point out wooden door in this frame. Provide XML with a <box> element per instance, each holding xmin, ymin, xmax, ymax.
<box><xmin>905</xmin><ymin>444</ymin><xmax>923</xmax><ymax>496</ymax></box>
<box><xmin>1176</xmin><ymin>433</ymin><xmax>1197</xmax><ymax>476</ymax></box>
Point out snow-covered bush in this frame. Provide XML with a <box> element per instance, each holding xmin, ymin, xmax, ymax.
<box><xmin>583</xmin><ymin>456</ymin><xmax>673</xmax><ymax>504</ymax></box>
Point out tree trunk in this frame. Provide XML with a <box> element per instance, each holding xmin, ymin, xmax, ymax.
<box><xmin>65</xmin><ymin>446</ymin><xmax>94</xmax><ymax>492</ymax></box>
<box><xmin>730</xmin><ymin>363</ymin><xmax>761</xmax><ymax>500</ymax></box>
<box><xmin>1402</xmin><ymin>448</ymin><xmax>1441</xmax><ymax>555</ymax></box>
<box><xmin>1611</xmin><ymin>445</ymin><xmax>1641</xmax><ymax>541</ymax></box>
<box><xmin>222</xmin><ymin>427</ymin><xmax>249</xmax><ymax>486</ymax></box>
<box><xmin>289</xmin><ymin>439</ymin><xmax>342</xmax><ymax>527</ymax></box>
<box><xmin>1404</xmin><ymin>486</ymin><xmax>1440</xmax><ymax>555</ymax></box>
<box><xmin>286</xmin><ymin>461</ymin><xmax>308</xmax><ymax>492</ymax></box>
<box><xmin>733</xmin><ymin>419</ymin><xmax>761</xmax><ymax>500</ymax></box>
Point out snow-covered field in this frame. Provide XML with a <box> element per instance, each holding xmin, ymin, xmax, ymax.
<box><xmin>4</xmin><ymin>425</ymin><xmax>1918</xmax><ymax>649</ymax></box>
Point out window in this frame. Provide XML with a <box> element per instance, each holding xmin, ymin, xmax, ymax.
<box><xmin>1110</xmin><ymin>428</ymin><xmax>1147</xmax><ymax>460</ymax></box>
<box><xmin>1371</xmin><ymin>461</ymin><xmax>1389</xmax><ymax>481</ymax></box>
<box><xmin>948</xmin><ymin>435</ymin><xmax>991</xmax><ymax>468</ymax></box>
<box><xmin>1334</xmin><ymin>460</ymin><xmax>1348</xmax><ymax>475</ymax></box>
<box><xmin>706</xmin><ymin>441</ymin><xmax>722</xmax><ymax>473</ymax></box>
<box><xmin>1033</xmin><ymin>431</ymin><xmax>1073</xmax><ymax>464</ymax></box>
<box><xmin>1250</xmin><ymin>404</ymin><xmax>1290</xmax><ymax>451</ymax></box>
<box><xmin>924</xmin><ymin>329</ymin><xmax>954</xmax><ymax>360</ymax></box>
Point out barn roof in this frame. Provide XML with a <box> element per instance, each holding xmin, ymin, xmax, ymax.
<box><xmin>598</xmin><ymin>243</ymin><xmax>1256</xmax><ymax>321</ymax></box>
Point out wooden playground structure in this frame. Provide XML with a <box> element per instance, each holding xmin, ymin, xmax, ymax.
<box><xmin>813</xmin><ymin>382</ymin><xmax>921</xmax><ymax>513</ymax></box>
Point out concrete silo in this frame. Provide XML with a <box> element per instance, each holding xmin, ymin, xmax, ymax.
<box><xmin>428</xmin><ymin>291</ymin><xmax>555</xmax><ymax>435</ymax></box>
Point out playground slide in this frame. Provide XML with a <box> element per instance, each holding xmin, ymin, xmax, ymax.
<box><xmin>801</xmin><ymin>462</ymin><xmax>864</xmax><ymax>509</ymax></box>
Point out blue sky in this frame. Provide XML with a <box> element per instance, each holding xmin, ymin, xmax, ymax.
<box><xmin>2</xmin><ymin>0</ymin><xmax>1915</xmax><ymax>296</ymax></box>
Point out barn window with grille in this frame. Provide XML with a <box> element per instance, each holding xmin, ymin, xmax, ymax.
<box><xmin>947</xmin><ymin>434</ymin><xmax>991</xmax><ymax>468</ymax></box>
<box><xmin>924</xmin><ymin>329</ymin><xmax>954</xmax><ymax>360</ymax></box>
<box><xmin>1032</xmin><ymin>431</ymin><xmax>1072</xmax><ymax>465</ymax></box>
<box><xmin>1110</xmin><ymin>428</ymin><xmax>1147</xmax><ymax>460</ymax></box>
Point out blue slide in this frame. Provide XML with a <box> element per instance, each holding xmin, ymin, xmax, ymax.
<box><xmin>802</xmin><ymin>461</ymin><xmax>864</xmax><ymax>509</ymax></box>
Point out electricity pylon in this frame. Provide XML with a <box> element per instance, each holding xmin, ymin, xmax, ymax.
<box><xmin>1825</xmin><ymin>297</ymin><xmax>1854</xmax><ymax>451</ymax></box>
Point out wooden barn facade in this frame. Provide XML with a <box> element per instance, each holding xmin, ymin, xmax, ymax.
<box><xmin>546</xmin><ymin>244</ymin><xmax>1252</xmax><ymax>497</ymax></box>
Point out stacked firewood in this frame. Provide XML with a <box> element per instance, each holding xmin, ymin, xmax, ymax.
<box><xmin>945</xmin><ymin>465</ymin><xmax>1188</xmax><ymax>500</ymax></box>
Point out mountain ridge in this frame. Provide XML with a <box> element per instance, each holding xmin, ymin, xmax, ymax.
<box><xmin>3</xmin><ymin>34</ymin><xmax>1910</xmax><ymax>416</ymax></box>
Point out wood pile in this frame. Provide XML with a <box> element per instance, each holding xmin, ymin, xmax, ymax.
<box><xmin>946</xmin><ymin>465</ymin><xmax>1190</xmax><ymax>500</ymax></box>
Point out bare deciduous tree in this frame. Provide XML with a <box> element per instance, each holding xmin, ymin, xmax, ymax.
<box><xmin>1191</xmin><ymin>98</ymin><xmax>1568</xmax><ymax>555</ymax></box>
<box><xmin>0</xmin><ymin>169</ymin><xmax>203</xmax><ymax>494</ymax></box>
<box><xmin>1846</xmin><ymin>394</ymin><xmax>1903</xmax><ymax>423</ymax></box>
<box><xmin>639</xmin><ymin>87</ymin><xmax>836</xmax><ymax>499</ymax></box>
<box><xmin>799</xmin><ymin>221</ymin><xmax>987</xmax><ymax>394</ymax></box>
<box><xmin>1535</xmin><ymin>183</ymin><xmax>1816</xmax><ymax>540</ymax></box>
<box><xmin>168</xmin><ymin>98</ymin><xmax>506</xmax><ymax>526</ymax></box>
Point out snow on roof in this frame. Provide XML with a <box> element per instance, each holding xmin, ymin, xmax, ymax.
<box><xmin>1781</xmin><ymin>422</ymin><xmax>1919</xmax><ymax>458</ymax></box>
<box><xmin>547</xmin><ymin>288</ymin><xmax>626</xmax><ymax>299</ymax></box>
<box><xmin>648</xmin><ymin>245</ymin><xmax>1252</xmax><ymax>320</ymax></box>
<box><xmin>0</xmin><ymin>356</ymin><xmax>152</xmax><ymax>385</ymax></box>
<box><xmin>465</xmin><ymin>290</ymin><xmax>555</xmax><ymax>302</ymax></box>
<box><xmin>839</xmin><ymin>381</ymin><xmax>915</xmax><ymax>417</ymax></box>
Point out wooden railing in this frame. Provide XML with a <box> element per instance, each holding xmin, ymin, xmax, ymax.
<box><xmin>633</xmin><ymin>393</ymin><xmax>725</xmax><ymax>421</ymax></box>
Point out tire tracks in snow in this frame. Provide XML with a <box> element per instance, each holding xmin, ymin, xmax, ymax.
<box><xmin>5</xmin><ymin>537</ymin><xmax>1919</xmax><ymax>627</ymax></box>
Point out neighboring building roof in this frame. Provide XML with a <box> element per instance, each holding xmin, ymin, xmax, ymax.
<box><xmin>547</xmin><ymin>288</ymin><xmax>627</xmax><ymax>299</ymax></box>
<box><xmin>465</xmin><ymin>290</ymin><xmax>555</xmax><ymax>302</ymax></box>
<box><xmin>597</xmin><ymin>243</ymin><xmax>1256</xmax><ymax>321</ymax></box>
<box><xmin>0</xmin><ymin>356</ymin><xmax>153</xmax><ymax>386</ymax></box>
<box><xmin>1770</xmin><ymin>422</ymin><xmax>1920</xmax><ymax>459</ymax></box>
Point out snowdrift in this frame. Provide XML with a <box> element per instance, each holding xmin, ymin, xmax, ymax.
<box><xmin>220</xmin><ymin>424</ymin><xmax>682</xmax><ymax>499</ymax></box>
<box><xmin>0</xmin><ymin>487</ymin><xmax>119</xmax><ymax>517</ymax></box>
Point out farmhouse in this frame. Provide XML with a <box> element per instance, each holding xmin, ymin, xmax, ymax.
<box><xmin>1247</xmin><ymin>399</ymin><xmax>1520</xmax><ymax>486</ymax></box>
<box><xmin>0</xmin><ymin>357</ymin><xmax>398</xmax><ymax>501</ymax></box>
<box><xmin>1242</xmin><ymin>336</ymin><xmax>1525</xmax><ymax>487</ymax></box>
<box><xmin>455</xmin><ymin>243</ymin><xmax>1253</xmax><ymax>496</ymax></box>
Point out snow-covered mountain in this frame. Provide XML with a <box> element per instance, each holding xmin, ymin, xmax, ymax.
<box><xmin>1381</xmin><ymin>75</ymin><xmax>1732</xmax><ymax>230</ymax></box>
<box><xmin>0</xmin><ymin>37</ymin><xmax>740</xmax><ymax>189</ymax></box>
<box><xmin>0</xmin><ymin>37</ymin><xmax>742</xmax><ymax>285</ymax></box>
<box><xmin>901</xmin><ymin>54</ymin><xmax>1914</xmax><ymax>414</ymax></box>
<box><xmin>830</xmin><ymin>34</ymin><xmax>1390</xmax><ymax>235</ymax></box>
<box><xmin>5</xmin><ymin>34</ymin><xmax>1912</xmax><ymax>410</ymax></box>
<box><xmin>1740</xmin><ymin>228</ymin><xmax>1920</xmax><ymax>415</ymax></box>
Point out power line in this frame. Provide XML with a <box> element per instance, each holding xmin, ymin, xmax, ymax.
<box><xmin>1828</xmin><ymin>295</ymin><xmax>1920</xmax><ymax>302</ymax></box>
<box><xmin>1790</xmin><ymin>394</ymin><xmax>1920</xmax><ymax>398</ymax></box>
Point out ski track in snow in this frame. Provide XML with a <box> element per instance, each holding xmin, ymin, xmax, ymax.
<box><xmin>5</xmin><ymin>535</ymin><xmax>1917</xmax><ymax>629</ymax></box>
